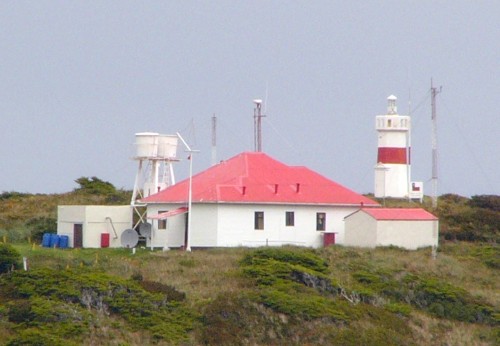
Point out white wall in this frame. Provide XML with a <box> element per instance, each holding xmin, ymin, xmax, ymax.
<box><xmin>146</xmin><ymin>202</ymin><xmax>361</xmax><ymax>249</ymax></box>
<box><xmin>57</xmin><ymin>205</ymin><xmax>132</xmax><ymax>248</ymax></box>
<box><xmin>190</xmin><ymin>204</ymin><xmax>218</xmax><ymax>247</ymax></box>
<box><xmin>86</xmin><ymin>206</ymin><xmax>132</xmax><ymax>248</ymax></box>
<box><xmin>146</xmin><ymin>204</ymin><xmax>187</xmax><ymax>248</ymax></box>
<box><xmin>344</xmin><ymin>211</ymin><xmax>439</xmax><ymax>250</ymax></box>
<box><xmin>377</xmin><ymin>220</ymin><xmax>439</xmax><ymax>250</ymax></box>
<box><xmin>344</xmin><ymin>211</ymin><xmax>377</xmax><ymax>247</ymax></box>
<box><xmin>215</xmin><ymin>204</ymin><xmax>358</xmax><ymax>248</ymax></box>
<box><xmin>57</xmin><ymin>206</ymin><xmax>86</xmax><ymax>247</ymax></box>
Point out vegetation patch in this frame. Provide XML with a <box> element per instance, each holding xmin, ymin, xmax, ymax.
<box><xmin>351</xmin><ymin>267</ymin><xmax>498</xmax><ymax>325</ymax></box>
<box><xmin>0</xmin><ymin>267</ymin><xmax>195</xmax><ymax>344</ymax></box>
<box><xmin>0</xmin><ymin>244</ymin><xmax>21</xmax><ymax>274</ymax></box>
<box><xmin>199</xmin><ymin>292</ymin><xmax>291</xmax><ymax>345</ymax></box>
<box><xmin>470</xmin><ymin>245</ymin><xmax>500</xmax><ymax>269</ymax></box>
<box><xmin>437</xmin><ymin>194</ymin><xmax>500</xmax><ymax>242</ymax></box>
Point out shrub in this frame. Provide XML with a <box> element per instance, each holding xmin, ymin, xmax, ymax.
<box><xmin>0</xmin><ymin>268</ymin><xmax>195</xmax><ymax>343</ymax></box>
<box><xmin>26</xmin><ymin>217</ymin><xmax>57</xmax><ymax>242</ymax></box>
<box><xmin>138</xmin><ymin>280</ymin><xmax>186</xmax><ymax>302</ymax></box>
<box><xmin>469</xmin><ymin>195</ymin><xmax>500</xmax><ymax>212</ymax></box>
<box><xmin>6</xmin><ymin>328</ymin><xmax>67</xmax><ymax>346</ymax></box>
<box><xmin>7</xmin><ymin>300</ymin><xmax>34</xmax><ymax>323</ymax></box>
<box><xmin>241</xmin><ymin>247</ymin><xmax>328</xmax><ymax>274</ymax></box>
<box><xmin>0</xmin><ymin>243</ymin><xmax>21</xmax><ymax>273</ymax></box>
<box><xmin>472</xmin><ymin>245</ymin><xmax>500</xmax><ymax>269</ymax></box>
<box><xmin>74</xmin><ymin>176</ymin><xmax>117</xmax><ymax>195</ymax></box>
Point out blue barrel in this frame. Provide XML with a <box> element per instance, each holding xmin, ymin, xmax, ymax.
<box><xmin>42</xmin><ymin>233</ymin><xmax>51</xmax><ymax>247</ymax></box>
<box><xmin>59</xmin><ymin>235</ymin><xmax>69</xmax><ymax>249</ymax></box>
<box><xmin>49</xmin><ymin>234</ymin><xmax>60</xmax><ymax>248</ymax></box>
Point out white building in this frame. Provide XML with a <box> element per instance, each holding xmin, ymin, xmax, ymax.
<box><xmin>374</xmin><ymin>95</ymin><xmax>412</xmax><ymax>199</ymax></box>
<box><xmin>140</xmin><ymin>152</ymin><xmax>379</xmax><ymax>249</ymax></box>
<box><xmin>344</xmin><ymin>208</ymin><xmax>439</xmax><ymax>250</ymax></box>
<box><xmin>57</xmin><ymin>205</ymin><xmax>133</xmax><ymax>248</ymax></box>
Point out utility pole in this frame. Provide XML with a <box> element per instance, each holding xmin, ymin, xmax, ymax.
<box><xmin>211</xmin><ymin>114</ymin><xmax>217</xmax><ymax>166</ymax></box>
<box><xmin>253</xmin><ymin>99</ymin><xmax>265</xmax><ymax>152</ymax></box>
<box><xmin>176</xmin><ymin>132</ymin><xmax>199</xmax><ymax>252</ymax></box>
<box><xmin>431</xmin><ymin>79</ymin><xmax>442</xmax><ymax>209</ymax></box>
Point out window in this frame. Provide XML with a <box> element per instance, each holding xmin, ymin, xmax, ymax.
<box><xmin>316</xmin><ymin>212</ymin><xmax>326</xmax><ymax>231</ymax></box>
<box><xmin>285</xmin><ymin>211</ymin><xmax>295</xmax><ymax>226</ymax></box>
<box><xmin>254</xmin><ymin>211</ymin><xmax>264</xmax><ymax>230</ymax></box>
<box><xmin>158</xmin><ymin>210</ymin><xmax>167</xmax><ymax>230</ymax></box>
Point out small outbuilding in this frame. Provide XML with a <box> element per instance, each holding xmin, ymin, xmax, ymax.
<box><xmin>57</xmin><ymin>205</ymin><xmax>133</xmax><ymax>248</ymax></box>
<box><xmin>344</xmin><ymin>208</ymin><xmax>438</xmax><ymax>250</ymax></box>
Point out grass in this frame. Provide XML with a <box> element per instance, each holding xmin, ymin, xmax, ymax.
<box><xmin>0</xmin><ymin>242</ymin><xmax>498</xmax><ymax>345</ymax></box>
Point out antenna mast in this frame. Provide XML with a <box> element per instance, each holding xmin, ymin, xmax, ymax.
<box><xmin>253</xmin><ymin>99</ymin><xmax>265</xmax><ymax>152</ymax></box>
<box><xmin>211</xmin><ymin>114</ymin><xmax>217</xmax><ymax>165</ymax></box>
<box><xmin>431</xmin><ymin>79</ymin><xmax>442</xmax><ymax>209</ymax></box>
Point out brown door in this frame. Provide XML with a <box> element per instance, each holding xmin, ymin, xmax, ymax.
<box><xmin>73</xmin><ymin>224</ymin><xmax>83</xmax><ymax>248</ymax></box>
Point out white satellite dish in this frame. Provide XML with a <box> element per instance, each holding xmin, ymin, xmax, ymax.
<box><xmin>139</xmin><ymin>222</ymin><xmax>152</xmax><ymax>238</ymax></box>
<box><xmin>121</xmin><ymin>229</ymin><xmax>139</xmax><ymax>248</ymax></box>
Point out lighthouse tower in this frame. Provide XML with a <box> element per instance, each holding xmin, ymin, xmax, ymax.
<box><xmin>374</xmin><ymin>95</ymin><xmax>411</xmax><ymax>198</ymax></box>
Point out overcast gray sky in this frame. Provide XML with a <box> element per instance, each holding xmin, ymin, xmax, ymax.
<box><xmin>1</xmin><ymin>1</ymin><xmax>499</xmax><ymax>197</ymax></box>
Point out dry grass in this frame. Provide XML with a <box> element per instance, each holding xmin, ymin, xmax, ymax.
<box><xmin>321</xmin><ymin>245</ymin><xmax>499</xmax><ymax>310</ymax></box>
<box><xmin>409</xmin><ymin>311</ymin><xmax>496</xmax><ymax>346</ymax></box>
<box><xmin>5</xmin><ymin>243</ymin><xmax>499</xmax><ymax>345</ymax></box>
<box><xmin>138</xmin><ymin>248</ymin><xmax>251</xmax><ymax>303</ymax></box>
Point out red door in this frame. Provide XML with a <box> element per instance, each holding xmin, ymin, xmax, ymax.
<box><xmin>73</xmin><ymin>224</ymin><xmax>83</xmax><ymax>248</ymax></box>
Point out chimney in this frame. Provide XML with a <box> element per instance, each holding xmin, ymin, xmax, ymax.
<box><xmin>274</xmin><ymin>184</ymin><xmax>279</xmax><ymax>194</ymax></box>
<box><xmin>242</xmin><ymin>186</ymin><xmax>246</xmax><ymax>195</ymax></box>
<box><xmin>296</xmin><ymin>183</ymin><xmax>300</xmax><ymax>193</ymax></box>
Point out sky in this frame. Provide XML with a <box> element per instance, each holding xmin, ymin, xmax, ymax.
<box><xmin>1</xmin><ymin>1</ymin><xmax>499</xmax><ymax>197</ymax></box>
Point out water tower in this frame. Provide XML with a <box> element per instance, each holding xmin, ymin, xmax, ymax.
<box><xmin>131</xmin><ymin>132</ymin><xmax>179</xmax><ymax>206</ymax></box>
<box><xmin>374</xmin><ymin>96</ymin><xmax>411</xmax><ymax>198</ymax></box>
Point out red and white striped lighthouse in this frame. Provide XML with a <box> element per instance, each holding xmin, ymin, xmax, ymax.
<box><xmin>374</xmin><ymin>95</ymin><xmax>411</xmax><ymax>198</ymax></box>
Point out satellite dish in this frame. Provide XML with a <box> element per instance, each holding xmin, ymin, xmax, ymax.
<box><xmin>139</xmin><ymin>222</ymin><xmax>152</xmax><ymax>238</ymax></box>
<box><xmin>121</xmin><ymin>229</ymin><xmax>139</xmax><ymax>248</ymax></box>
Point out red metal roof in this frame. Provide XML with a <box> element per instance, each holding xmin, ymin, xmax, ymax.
<box><xmin>147</xmin><ymin>207</ymin><xmax>188</xmax><ymax>220</ymax></box>
<box><xmin>141</xmin><ymin>152</ymin><xmax>378</xmax><ymax>206</ymax></box>
<box><xmin>358</xmin><ymin>208</ymin><xmax>438</xmax><ymax>221</ymax></box>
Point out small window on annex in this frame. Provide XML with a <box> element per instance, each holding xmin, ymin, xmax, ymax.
<box><xmin>316</xmin><ymin>212</ymin><xmax>326</xmax><ymax>231</ymax></box>
<box><xmin>285</xmin><ymin>211</ymin><xmax>295</xmax><ymax>226</ymax></box>
<box><xmin>254</xmin><ymin>211</ymin><xmax>264</xmax><ymax>230</ymax></box>
<box><xmin>158</xmin><ymin>211</ymin><xmax>167</xmax><ymax>230</ymax></box>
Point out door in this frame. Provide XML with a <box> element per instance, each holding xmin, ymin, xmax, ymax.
<box><xmin>73</xmin><ymin>224</ymin><xmax>83</xmax><ymax>248</ymax></box>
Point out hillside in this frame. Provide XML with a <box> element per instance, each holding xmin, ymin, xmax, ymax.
<box><xmin>0</xmin><ymin>243</ymin><xmax>498</xmax><ymax>345</ymax></box>
<box><xmin>0</xmin><ymin>181</ymin><xmax>498</xmax><ymax>345</ymax></box>
<box><xmin>0</xmin><ymin>177</ymin><xmax>131</xmax><ymax>243</ymax></box>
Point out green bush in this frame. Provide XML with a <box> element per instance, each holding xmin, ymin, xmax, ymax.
<box><xmin>25</xmin><ymin>217</ymin><xmax>57</xmax><ymax>242</ymax></box>
<box><xmin>259</xmin><ymin>285</ymin><xmax>349</xmax><ymax>321</ymax></box>
<box><xmin>74</xmin><ymin>176</ymin><xmax>117</xmax><ymax>195</ymax></box>
<box><xmin>469</xmin><ymin>195</ymin><xmax>500</xmax><ymax>212</ymax></box>
<box><xmin>240</xmin><ymin>247</ymin><xmax>328</xmax><ymax>274</ymax></box>
<box><xmin>0</xmin><ymin>243</ymin><xmax>21</xmax><ymax>273</ymax></box>
<box><xmin>0</xmin><ymin>268</ymin><xmax>195</xmax><ymax>343</ymax></box>
<box><xmin>138</xmin><ymin>280</ymin><xmax>186</xmax><ymax>302</ymax></box>
<box><xmin>6</xmin><ymin>328</ymin><xmax>67</xmax><ymax>346</ymax></box>
<box><xmin>437</xmin><ymin>194</ymin><xmax>500</xmax><ymax>242</ymax></box>
<box><xmin>471</xmin><ymin>245</ymin><xmax>500</xmax><ymax>269</ymax></box>
<box><xmin>199</xmin><ymin>293</ymin><xmax>282</xmax><ymax>345</ymax></box>
<box><xmin>7</xmin><ymin>300</ymin><xmax>34</xmax><ymax>323</ymax></box>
